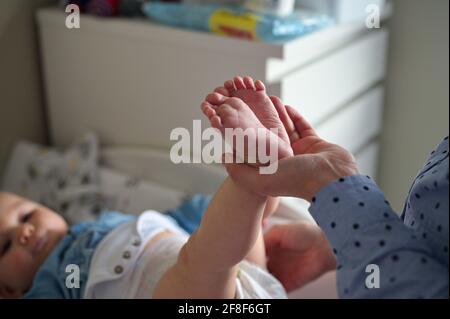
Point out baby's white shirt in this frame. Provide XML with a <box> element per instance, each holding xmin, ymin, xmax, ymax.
<box><xmin>83</xmin><ymin>211</ymin><xmax>287</xmax><ymax>299</ymax></box>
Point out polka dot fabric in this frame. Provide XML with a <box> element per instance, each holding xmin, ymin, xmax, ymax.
<box><xmin>309</xmin><ymin>136</ymin><xmax>449</xmax><ymax>299</ymax></box>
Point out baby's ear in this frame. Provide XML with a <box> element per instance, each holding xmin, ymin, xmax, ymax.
<box><xmin>0</xmin><ymin>286</ymin><xmax>21</xmax><ymax>299</ymax></box>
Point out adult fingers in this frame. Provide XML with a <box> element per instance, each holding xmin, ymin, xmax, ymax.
<box><xmin>285</xmin><ymin>105</ymin><xmax>318</xmax><ymax>138</ymax></box>
<box><xmin>269</xmin><ymin>96</ymin><xmax>299</xmax><ymax>143</ymax></box>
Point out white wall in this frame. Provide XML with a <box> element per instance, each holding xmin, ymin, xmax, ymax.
<box><xmin>0</xmin><ymin>0</ymin><xmax>56</xmax><ymax>179</ymax></box>
<box><xmin>379</xmin><ymin>0</ymin><xmax>449</xmax><ymax>211</ymax></box>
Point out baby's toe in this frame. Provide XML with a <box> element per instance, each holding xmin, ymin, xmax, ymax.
<box><xmin>214</xmin><ymin>86</ymin><xmax>230</xmax><ymax>97</ymax></box>
<box><xmin>255</xmin><ymin>80</ymin><xmax>266</xmax><ymax>92</ymax></box>
<box><xmin>206</xmin><ymin>92</ymin><xmax>227</xmax><ymax>106</ymax></box>
<box><xmin>233</xmin><ymin>76</ymin><xmax>246</xmax><ymax>90</ymax></box>
<box><xmin>201</xmin><ymin>101</ymin><xmax>209</xmax><ymax>113</ymax></box>
<box><xmin>224</xmin><ymin>80</ymin><xmax>236</xmax><ymax>92</ymax></box>
<box><xmin>201</xmin><ymin>101</ymin><xmax>216</xmax><ymax>118</ymax></box>
<box><xmin>210</xmin><ymin>115</ymin><xmax>223</xmax><ymax>130</ymax></box>
<box><xmin>243</xmin><ymin>76</ymin><xmax>256</xmax><ymax>90</ymax></box>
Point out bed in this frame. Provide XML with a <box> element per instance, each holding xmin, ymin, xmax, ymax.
<box><xmin>2</xmin><ymin>135</ymin><xmax>337</xmax><ymax>298</ymax></box>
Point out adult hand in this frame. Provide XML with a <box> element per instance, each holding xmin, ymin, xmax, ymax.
<box><xmin>264</xmin><ymin>221</ymin><xmax>336</xmax><ymax>292</ymax></box>
<box><xmin>224</xmin><ymin>96</ymin><xmax>360</xmax><ymax>201</ymax></box>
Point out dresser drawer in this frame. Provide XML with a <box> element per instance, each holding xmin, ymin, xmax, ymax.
<box><xmin>279</xmin><ymin>30</ymin><xmax>388</xmax><ymax>125</ymax></box>
<box><xmin>316</xmin><ymin>86</ymin><xmax>384</xmax><ymax>154</ymax></box>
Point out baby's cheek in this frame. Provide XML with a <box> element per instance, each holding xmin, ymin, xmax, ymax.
<box><xmin>7</xmin><ymin>250</ymin><xmax>36</xmax><ymax>283</ymax></box>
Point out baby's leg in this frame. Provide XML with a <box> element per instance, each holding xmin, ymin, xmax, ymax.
<box><xmin>153</xmin><ymin>178</ymin><xmax>267</xmax><ymax>298</ymax></box>
<box><xmin>202</xmin><ymin>93</ymin><xmax>286</xmax><ymax>267</ymax></box>
<box><xmin>244</xmin><ymin>197</ymin><xmax>280</xmax><ymax>267</ymax></box>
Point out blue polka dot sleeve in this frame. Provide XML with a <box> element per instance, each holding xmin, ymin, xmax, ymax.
<box><xmin>309</xmin><ymin>137</ymin><xmax>449</xmax><ymax>299</ymax></box>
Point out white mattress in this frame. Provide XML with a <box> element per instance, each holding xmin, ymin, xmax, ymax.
<box><xmin>0</xmin><ymin>139</ymin><xmax>336</xmax><ymax>298</ymax></box>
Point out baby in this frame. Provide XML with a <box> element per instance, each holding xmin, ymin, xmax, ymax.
<box><xmin>0</xmin><ymin>76</ymin><xmax>296</xmax><ymax>299</ymax></box>
<box><xmin>0</xmin><ymin>193</ymin><xmax>68</xmax><ymax>298</ymax></box>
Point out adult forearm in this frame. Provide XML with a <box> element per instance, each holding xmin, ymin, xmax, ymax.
<box><xmin>309</xmin><ymin>174</ymin><xmax>449</xmax><ymax>298</ymax></box>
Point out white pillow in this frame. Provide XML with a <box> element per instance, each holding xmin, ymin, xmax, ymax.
<box><xmin>1</xmin><ymin>134</ymin><xmax>104</xmax><ymax>224</ymax></box>
<box><xmin>1</xmin><ymin>135</ymin><xmax>186</xmax><ymax>224</ymax></box>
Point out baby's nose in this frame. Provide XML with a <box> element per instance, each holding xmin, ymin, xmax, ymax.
<box><xmin>18</xmin><ymin>224</ymin><xmax>35</xmax><ymax>246</ymax></box>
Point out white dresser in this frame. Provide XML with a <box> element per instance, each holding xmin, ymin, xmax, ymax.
<box><xmin>37</xmin><ymin>5</ymin><xmax>391</xmax><ymax>211</ymax></box>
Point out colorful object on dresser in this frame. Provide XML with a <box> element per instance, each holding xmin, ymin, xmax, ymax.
<box><xmin>142</xmin><ymin>3</ymin><xmax>333</xmax><ymax>43</ymax></box>
<box><xmin>60</xmin><ymin>1</ymin><xmax>332</xmax><ymax>43</ymax></box>
<box><xmin>62</xmin><ymin>0</ymin><xmax>123</xmax><ymax>16</ymax></box>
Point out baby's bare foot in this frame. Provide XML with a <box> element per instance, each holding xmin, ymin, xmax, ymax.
<box><xmin>201</xmin><ymin>97</ymin><xmax>292</xmax><ymax>163</ymax></box>
<box><xmin>205</xmin><ymin>76</ymin><xmax>293</xmax><ymax>158</ymax></box>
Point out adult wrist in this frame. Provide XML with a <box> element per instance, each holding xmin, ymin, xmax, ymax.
<box><xmin>305</xmin><ymin>155</ymin><xmax>359</xmax><ymax>202</ymax></box>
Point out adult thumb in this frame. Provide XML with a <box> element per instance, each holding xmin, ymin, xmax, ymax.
<box><xmin>264</xmin><ymin>224</ymin><xmax>284</xmax><ymax>251</ymax></box>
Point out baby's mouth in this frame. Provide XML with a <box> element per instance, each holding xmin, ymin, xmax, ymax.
<box><xmin>32</xmin><ymin>233</ymin><xmax>48</xmax><ymax>258</ymax></box>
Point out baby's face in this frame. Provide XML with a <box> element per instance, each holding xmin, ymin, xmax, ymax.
<box><xmin>0</xmin><ymin>192</ymin><xmax>68</xmax><ymax>298</ymax></box>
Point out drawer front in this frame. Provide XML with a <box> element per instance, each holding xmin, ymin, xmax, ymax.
<box><xmin>280</xmin><ymin>30</ymin><xmax>388</xmax><ymax>125</ymax></box>
<box><xmin>316</xmin><ymin>86</ymin><xmax>384</xmax><ymax>154</ymax></box>
<box><xmin>355</xmin><ymin>142</ymin><xmax>380</xmax><ymax>180</ymax></box>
